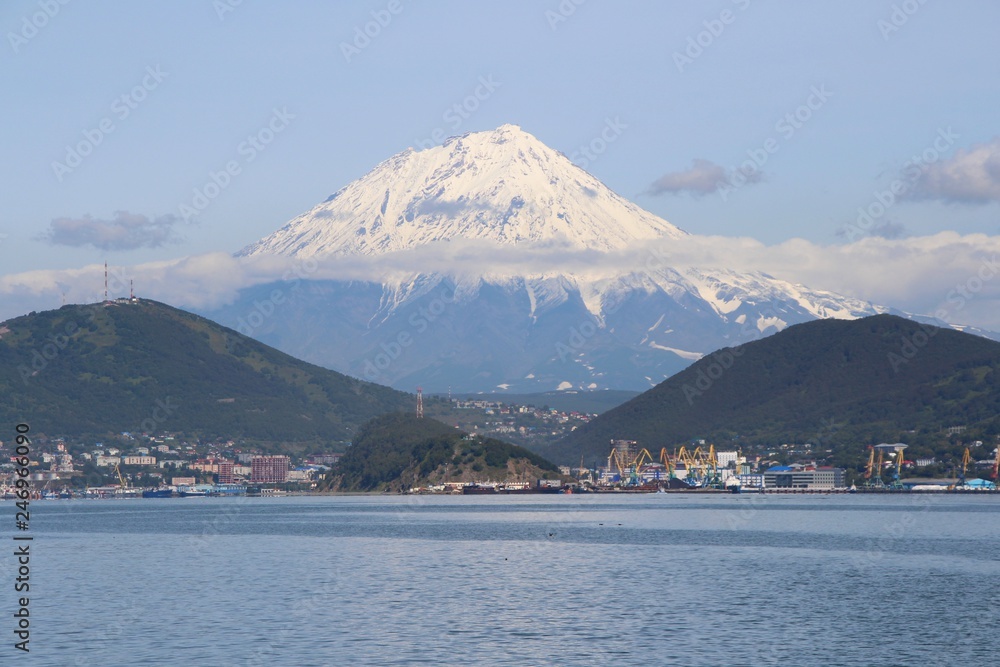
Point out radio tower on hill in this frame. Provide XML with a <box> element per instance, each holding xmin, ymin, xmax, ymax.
<box><xmin>416</xmin><ymin>387</ymin><xmax>424</xmax><ymax>419</ymax></box>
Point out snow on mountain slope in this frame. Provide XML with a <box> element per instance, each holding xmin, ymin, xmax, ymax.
<box><xmin>238</xmin><ymin>124</ymin><xmax>686</xmax><ymax>259</ymax></box>
<box><xmin>217</xmin><ymin>124</ymin><xmax>908</xmax><ymax>391</ymax></box>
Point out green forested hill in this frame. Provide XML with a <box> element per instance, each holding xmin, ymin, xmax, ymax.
<box><xmin>0</xmin><ymin>299</ymin><xmax>412</xmax><ymax>445</ymax></box>
<box><xmin>325</xmin><ymin>413</ymin><xmax>560</xmax><ymax>491</ymax></box>
<box><xmin>549</xmin><ymin>315</ymin><xmax>1000</xmax><ymax>465</ymax></box>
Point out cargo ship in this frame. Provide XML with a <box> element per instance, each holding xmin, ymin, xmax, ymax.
<box><xmin>141</xmin><ymin>487</ymin><xmax>175</xmax><ymax>498</ymax></box>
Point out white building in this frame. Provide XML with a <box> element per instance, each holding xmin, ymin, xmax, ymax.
<box><xmin>763</xmin><ymin>466</ymin><xmax>845</xmax><ymax>489</ymax></box>
<box><xmin>715</xmin><ymin>451</ymin><xmax>740</xmax><ymax>468</ymax></box>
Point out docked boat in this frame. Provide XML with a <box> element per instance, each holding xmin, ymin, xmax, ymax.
<box><xmin>141</xmin><ymin>487</ymin><xmax>175</xmax><ymax>498</ymax></box>
<box><xmin>177</xmin><ymin>485</ymin><xmax>210</xmax><ymax>497</ymax></box>
<box><xmin>462</xmin><ymin>483</ymin><xmax>564</xmax><ymax>495</ymax></box>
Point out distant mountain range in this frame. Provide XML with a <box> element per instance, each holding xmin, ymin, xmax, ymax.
<box><xmin>201</xmin><ymin>124</ymin><xmax>944</xmax><ymax>394</ymax></box>
<box><xmin>0</xmin><ymin>299</ymin><xmax>413</xmax><ymax>448</ymax></box>
<box><xmin>547</xmin><ymin>314</ymin><xmax>1000</xmax><ymax>465</ymax></box>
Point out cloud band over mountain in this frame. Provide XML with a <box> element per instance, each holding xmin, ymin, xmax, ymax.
<box><xmin>3</xmin><ymin>232</ymin><xmax>998</xmax><ymax>331</ymax></box>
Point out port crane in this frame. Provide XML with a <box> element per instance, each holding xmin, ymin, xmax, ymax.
<box><xmin>863</xmin><ymin>446</ymin><xmax>885</xmax><ymax>488</ymax></box>
<box><xmin>658</xmin><ymin>448</ymin><xmax>677</xmax><ymax>480</ymax></box>
<box><xmin>949</xmin><ymin>448</ymin><xmax>972</xmax><ymax>490</ymax></box>
<box><xmin>873</xmin><ymin>443</ymin><xmax>907</xmax><ymax>489</ymax></box>
<box><xmin>113</xmin><ymin>463</ymin><xmax>132</xmax><ymax>494</ymax></box>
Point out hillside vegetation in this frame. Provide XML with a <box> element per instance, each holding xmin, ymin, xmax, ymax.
<box><xmin>323</xmin><ymin>413</ymin><xmax>560</xmax><ymax>491</ymax></box>
<box><xmin>550</xmin><ymin>315</ymin><xmax>1000</xmax><ymax>466</ymax></box>
<box><xmin>0</xmin><ymin>300</ymin><xmax>412</xmax><ymax>447</ymax></box>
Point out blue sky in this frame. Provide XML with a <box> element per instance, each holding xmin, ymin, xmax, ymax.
<box><xmin>2</xmin><ymin>1</ymin><xmax>999</xmax><ymax>326</ymax></box>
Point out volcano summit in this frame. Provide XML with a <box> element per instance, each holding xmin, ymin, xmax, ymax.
<box><xmin>211</xmin><ymin>125</ymin><xmax>884</xmax><ymax>392</ymax></box>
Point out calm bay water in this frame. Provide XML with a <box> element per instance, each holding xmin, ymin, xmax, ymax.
<box><xmin>3</xmin><ymin>494</ymin><xmax>998</xmax><ymax>666</ymax></box>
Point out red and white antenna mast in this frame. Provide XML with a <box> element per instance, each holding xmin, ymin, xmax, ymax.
<box><xmin>104</xmin><ymin>262</ymin><xmax>109</xmax><ymax>302</ymax></box>
<box><xmin>130</xmin><ymin>279</ymin><xmax>134</xmax><ymax>300</ymax></box>
<box><xmin>416</xmin><ymin>387</ymin><xmax>424</xmax><ymax>419</ymax></box>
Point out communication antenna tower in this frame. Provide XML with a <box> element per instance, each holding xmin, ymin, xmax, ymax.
<box><xmin>416</xmin><ymin>387</ymin><xmax>424</xmax><ymax>419</ymax></box>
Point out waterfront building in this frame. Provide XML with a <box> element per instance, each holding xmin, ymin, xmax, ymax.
<box><xmin>217</xmin><ymin>461</ymin><xmax>235</xmax><ymax>484</ymax></box>
<box><xmin>763</xmin><ymin>466</ymin><xmax>846</xmax><ymax>489</ymax></box>
<box><xmin>251</xmin><ymin>455</ymin><xmax>290</xmax><ymax>484</ymax></box>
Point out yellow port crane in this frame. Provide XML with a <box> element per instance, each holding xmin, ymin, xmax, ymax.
<box><xmin>949</xmin><ymin>447</ymin><xmax>972</xmax><ymax>490</ymax></box>
<box><xmin>864</xmin><ymin>446</ymin><xmax>885</xmax><ymax>488</ymax></box>
<box><xmin>607</xmin><ymin>449</ymin><xmax>629</xmax><ymax>477</ymax></box>
<box><xmin>659</xmin><ymin>448</ymin><xmax>676</xmax><ymax>479</ymax></box>
<box><xmin>634</xmin><ymin>448</ymin><xmax>654</xmax><ymax>469</ymax></box>
<box><xmin>113</xmin><ymin>463</ymin><xmax>129</xmax><ymax>490</ymax></box>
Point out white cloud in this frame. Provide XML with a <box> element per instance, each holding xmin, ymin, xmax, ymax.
<box><xmin>909</xmin><ymin>137</ymin><xmax>1000</xmax><ymax>204</ymax></box>
<box><xmin>2</xmin><ymin>233</ymin><xmax>999</xmax><ymax>331</ymax></box>
<box><xmin>38</xmin><ymin>211</ymin><xmax>185</xmax><ymax>251</ymax></box>
<box><xmin>646</xmin><ymin>158</ymin><xmax>763</xmax><ymax>197</ymax></box>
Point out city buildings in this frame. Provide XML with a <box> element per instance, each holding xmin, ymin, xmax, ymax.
<box><xmin>763</xmin><ymin>466</ymin><xmax>846</xmax><ymax>489</ymax></box>
<box><xmin>251</xmin><ymin>455</ymin><xmax>290</xmax><ymax>484</ymax></box>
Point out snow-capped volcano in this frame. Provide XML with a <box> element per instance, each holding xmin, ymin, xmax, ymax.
<box><xmin>238</xmin><ymin>124</ymin><xmax>686</xmax><ymax>258</ymax></box>
<box><xmin>217</xmin><ymin>124</ymin><xmax>891</xmax><ymax>392</ymax></box>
